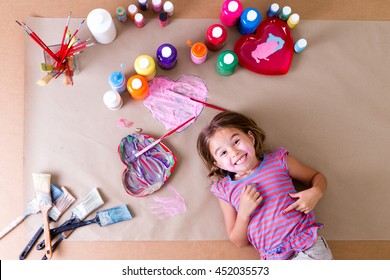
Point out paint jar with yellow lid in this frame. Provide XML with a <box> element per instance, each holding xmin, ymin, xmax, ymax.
<box><xmin>127</xmin><ymin>74</ymin><xmax>149</xmax><ymax>100</ymax></box>
<box><xmin>134</xmin><ymin>55</ymin><xmax>156</xmax><ymax>81</ymax></box>
<box><xmin>187</xmin><ymin>40</ymin><xmax>208</xmax><ymax>65</ymax></box>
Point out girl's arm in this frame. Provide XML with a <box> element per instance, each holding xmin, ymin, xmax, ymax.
<box><xmin>218</xmin><ymin>184</ymin><xmax>262</xmax><ymax>247</ymax></box>
<box><xmin>283</xmin><ymin>155</ymin><xmax>327</xmax><ymax>214</ymax></box>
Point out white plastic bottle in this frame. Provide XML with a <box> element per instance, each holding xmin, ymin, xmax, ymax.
<box><xmin>87</xmin><ymin>8</ymin><xmax>117</xmax><ymax>44</ymax></box>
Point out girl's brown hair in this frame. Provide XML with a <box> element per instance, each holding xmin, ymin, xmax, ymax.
<box><xmin>197</xmin><ymin>111</ymin><xmax>267</xmax><ymax>180</ymax></box>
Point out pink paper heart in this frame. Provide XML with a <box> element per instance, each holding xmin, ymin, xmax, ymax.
<box><xmin>234</xmin><ymin>17</ymin><xmax>294</xmax><ymax>75</ymax></box>
<box><xmin>143</xmin><ymin>75</ymin><xmax>208</xmax><ymax>131</ymax></box>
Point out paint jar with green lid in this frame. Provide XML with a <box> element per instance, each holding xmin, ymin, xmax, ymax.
<box><xmin>216</xmin><ymin>50</ymin><xmax>238</xmax><ymax>76</ymax></box>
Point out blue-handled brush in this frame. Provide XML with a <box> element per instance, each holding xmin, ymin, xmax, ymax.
<box><xmin>49</xmin><ymin>205</ymin><xmax>132</xmax><ymax>235</ymax></box>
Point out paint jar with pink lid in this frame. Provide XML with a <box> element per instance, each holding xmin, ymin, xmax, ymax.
<box><xmin>220</xmin><ymin>0</ymin><xmax>243</xmax><ymax>26</ymax></box>
<box><xmin>134</xmin><ymin>13</ymin><xmax>145</xmax><ymax>28</ymax></box>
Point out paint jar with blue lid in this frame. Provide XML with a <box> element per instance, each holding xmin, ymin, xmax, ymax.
<box><xmin>238</xmin><ymin>8</ymin><xmax>262</xmax><ymax>35</ymax></box>
<box><xmin>108</xmin><ymin>71</ymin><xmax>127</xmax><ymax>93</ymax></box>
<box><xmin>266</xmin><ymin>3</ymin><xmax>280</xmax><ymax>17</ymax></box>
<box><xmin>156</xmin><ymin>43</ymin><xmax>177</xmax><ymax>70</ymax></box>
<box><xmin>216</xmin><ymin>50</ymin><xmax>238</xmax><ymax>76</ymax></box>
<box><xmin>294</xmin><ymin>38</ymin><xmax>307</xmax><ymax>53</ymax></box>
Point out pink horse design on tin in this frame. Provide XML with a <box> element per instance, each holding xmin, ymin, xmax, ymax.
<box><xmin>251</xmin><ymin>33</ymin><xmax>285</xmax><ymax>63</ymax></box>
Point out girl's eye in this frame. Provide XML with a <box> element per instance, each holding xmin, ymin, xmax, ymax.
<box><xmin>219</xmin><ymin>151</ymin><xmax>227</xmax><ymax>157</ymax></box>
<box><xmin>234</xmin><ymin>139</ymin><xmax>240</xmax><ymax>145</ymax></box>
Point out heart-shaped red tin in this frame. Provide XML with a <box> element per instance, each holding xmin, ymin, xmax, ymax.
<box><xmin>118</xmin><ymin>134</ymin><xmax>177</xmax><ymax>197</ymax></box>
<box><xmin>234</xmin><ymin>17</ymin><xmax>294</xmax><ymax>75</ymax></box>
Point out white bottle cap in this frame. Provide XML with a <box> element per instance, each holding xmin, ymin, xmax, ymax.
<box><xmin>103</xmin><ymin>90</ymin><xmax>122</xmax><ymax>110</ymax></box>
<box><xmin>161</xmin><ymin>46</ymin><xmax>172</xmax><ymax>58</ymax></box>
<box><xmin>297</xmin><ymin>39</ymin><xmax>307</xmax><ymax>48</ymax></box>
<box><xmin>282</xmin><ymin>6</ymin><xmax>292</xmax><ymax>16</ymax></box>
<box><xmin>289</xmin><ymin>13</ymin><xmax>300</xmax><ymax>23</ymax></box>
<box><xmin>270</xmin><ymin>3</ymin><xmax>279</xmax><ymax>12</ymax></box>
<box><xmin>152</xmin><ymin>0</ymin><xmax>162</xmax><ymax>5</ymax></box>
<box><xmin>128</xmin><ymin>4</ymin><xmax>138</xmax><ymax>14</ymax></box>
<box><xmin>134</xmin><ymin>13</ymin><xmax>144</xmax><ymax>22</ymax></box>
<box><xmin>139</xmin><ymin>57</ymin><xmax>150</xmax><ymax>69</ymax></box>
<box><xmin>212</xmin><ymin>26</ymin><xmax>223</xmax><ymax>38</ymax></box>
<box><xmin>223</xmin><ymin>53</ymin><xmax>234</xmax><ymax>65</ymax></box>
<box><xmin>132</xmin><ymin>78</ymin><xmax>142</xmax><ymax>90</ymax></box>
<box><xmin>228</xmin><ymin>1</ymin><xmax>239</xmax><ymax>12</ymax></box>
<box><xmin>163</xmin><ymin>1</ymin><xmax>173</xmax><ymax>12</ymax></box>
<box><xmin>247</xmin><ymin>10</ymin><xmax>258</xmax><ymax>21</ymax></box>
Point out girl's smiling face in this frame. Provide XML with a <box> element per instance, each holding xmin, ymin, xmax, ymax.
<box><xmin>209</xmin><ymin>127</ymin><xmax>259</xmax><ymax>177</ymax></box>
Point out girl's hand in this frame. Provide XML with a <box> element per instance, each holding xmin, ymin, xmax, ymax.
<box><xmin>238</xmin><ymin>184</ymin><xmax>263</xmax><ymax>218</ymax></box>
<box><xmin>284</xmin><ymin>187</ymin><xmax>323</xmax><ymax>214</ymax></box>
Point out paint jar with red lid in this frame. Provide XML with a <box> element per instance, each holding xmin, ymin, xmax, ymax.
<box><xmin>205</xmin><ymin>24</ymin><xmax>227</xmax><ymax>51</ymax></box>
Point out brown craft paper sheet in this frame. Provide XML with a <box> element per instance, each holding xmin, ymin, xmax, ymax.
<box><xmin>23</xmin><ymin>17</ymin><xmax>390</xmax><ymax>242</ymax></box>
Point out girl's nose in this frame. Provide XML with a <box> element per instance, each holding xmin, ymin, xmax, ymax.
<box><xmin>231</xmin><ymin>147</ymin><xmax>239</xmax><ymax>157</ymax></box>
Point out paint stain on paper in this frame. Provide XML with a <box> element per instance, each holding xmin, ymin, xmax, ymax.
<box><xmin>117</xmin><ymin>118</ymin><xmax>134</xmax><ymax>128</ymax></box>
<box><xmin>149</xmin><ymin>185</ymin><xmax>186</xmax><ymax>220</ymax></box>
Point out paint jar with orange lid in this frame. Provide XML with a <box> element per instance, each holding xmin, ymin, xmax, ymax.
<box><xmin>134</xmin><ymin>55</ymin><xmax>156</xmax><ymax>81</ymax></box>
<box><xmin>127</xmin><ymin>74</ymin><xmax>149</xmax><ymax>100</ymax></box>
<box><xmin>187</xmin><ymin>40</ymin><xmax>208</xmax><ymax>65</ymax></box>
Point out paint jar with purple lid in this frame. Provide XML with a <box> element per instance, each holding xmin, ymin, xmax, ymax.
<box><xmin>156</xmin><ymin>43</ymin><xmax>178</xmax><ymax>70</ymax></box>
<box><xmin>220</xmin><ymin>0</ymin><xmax>243</xmax><ymax>26</ymax></box>
<box><xmin>138</xmin><ymin>0</ymin><xmax>148</xmax><ymax>11</ymax></box>
<box><xmin>108</xmin><ymin>71</ymin><xmax>127</xmax><ymax>93</ymax></box>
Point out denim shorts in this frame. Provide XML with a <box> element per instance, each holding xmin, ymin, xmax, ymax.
<box><xmin>290</xmin><ymin>236</ymin><xmax>334</xmax><ymax>260</ymax></box>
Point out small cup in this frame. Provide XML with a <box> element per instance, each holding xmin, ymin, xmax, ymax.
<box><xmin>190</xmin><ymin>42</ymin><xmax>207</xmax><ymax>64</ymax></box>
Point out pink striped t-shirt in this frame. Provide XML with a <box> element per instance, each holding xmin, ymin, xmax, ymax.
<box><xmin>211</xmin><ymin>147</ymin><xmax>323</xmax><ymax>259</ymax></box>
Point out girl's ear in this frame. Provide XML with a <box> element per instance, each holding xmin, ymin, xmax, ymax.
<box><xmin>248</xmin><ymin>130</ymin><xmax>255</xmax><ymax>145</ymax></box>
<box><xmin>214</xmin><ymin>161</ymin><xmax>220</xmax><ymax>168</ymax></box>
